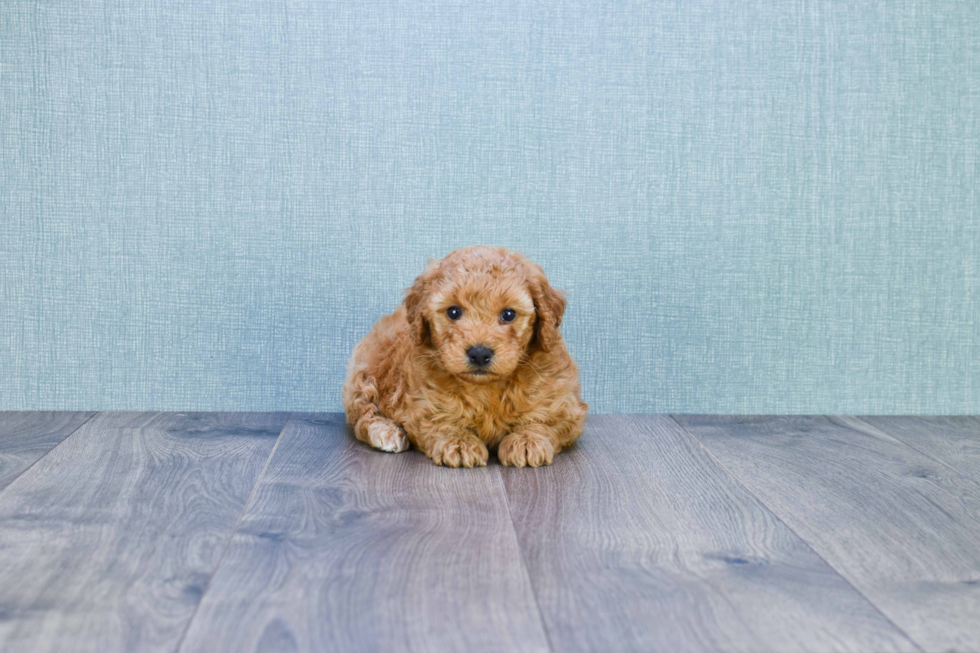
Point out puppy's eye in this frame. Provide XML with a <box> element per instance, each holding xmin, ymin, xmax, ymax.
<box><xmin>500</xmin><ymin>308</ymin><xmax>517</xmax><ymax>323</ymax></box>
<box><xmin>446</xmin><ymin>306</ymin><xmax>463</xmax><ymax>320</ymax></box>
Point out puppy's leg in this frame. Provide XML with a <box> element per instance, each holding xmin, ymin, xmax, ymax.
<box><xmin>498</xmin><ymin>414</ymin><xmax>586</xmax><ymax>467</ymax></box>
<box><xmin>417</xmin><ymin>425</ymin><xmax>488</xmax><ymax>468</ymax></box>
<box><xmin>343</xmin><ymin>377</ymin><xmax>410</xmax><ymax>453</ymax></box>
<box><xmin>362</xmin><ymin>415</ymin><xmax>411</xmax><ymax>453</ymax></box>
<box><xmin>499</xmin><ymin>392</ymin><xmax>587</xmax><ymax>467</ymax></box>
<box><xmin>355</xmin><ymin>409</ymin><xmax>410</xmax><ymax>454</ymax></box>
<box><xmin>497</xmin><ymin>425</ymin><xmax>558</xmax><ymax>468</ymax></box>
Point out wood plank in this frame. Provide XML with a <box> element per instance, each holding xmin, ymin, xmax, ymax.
<box><xmin>0</xmin><ymin>411</ymin><xmax>288</xmax><ymax>653</ymax></box>
<box><xmin>502</xmin><ymin>414</ymin><xmax>915</xmax><ymax>653</ymax></box>
<box><xmin>179</xmin><ymin>413</ymin><xmax>550</xmax><ymax>653</ymax></box>
<box><xmin>0</xmin><ymin>412</ymin><xmax>96</xmax><ymax>491</ymax></box>
<box><xmin>674</xmin><ymin>415</ymin><xmax>980</xmax><ymax>653</ymax></box>
<box><xmin>855</xmin><ymin>416</ymin><xmax>980</xmax><ymax>485</ymax></box>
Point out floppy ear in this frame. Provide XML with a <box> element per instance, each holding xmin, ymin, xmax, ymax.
<box><xmin>528</xmin><ymin>264</ymin><xmax>567</xmax><ymax>352</ymax></box>
<box><xmin>403</xmin><ymin>260</ymin><xmax>437</xmax><ymax>347</ymax></box>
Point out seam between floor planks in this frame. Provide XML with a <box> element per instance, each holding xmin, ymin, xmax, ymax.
<box><xmin>502</xmin><ymin>414</ymin><xmax>917</xmax><ymax>653</ymax></box>
<box><xmin>673</xmin><ymin>414</ymin><xmax>980</xmax><ymax>652</ymax></box>
<box><xmin>849</xmin><ymin>416</ymin><xmax>980</xmax><ymax>487</ymax></box>
<box><xmin>177</xmin><ymin>413</ymin><xmax>551</xmax><ymax>652</ymax></box>
<box><xmin>0</xmin><ymin>411</ymin><xmax>292</xmax><ymax>653</ymax></box>
<box><xmin>667</xmin><ymin>415</ymin><xmax>925</xmax><ymax>653</ymax></box>
<box><xmin>0</xmin><ymin>411</ymin><xmax>98</xmax><ymax>494</ymax></box>
<box><xmin>498</xmin><ymin>468</ymin><xmax>557</xmax><ymax>653</ymax></box>
<box><xmin>178</xmin><ymin>415</ymin><xmax>557</xmax><ymax>651</ymax></box>
<box><xmin>173</xmin><ymin>412</ymin><xmax>296</xmax><ymax>653</ymax></box>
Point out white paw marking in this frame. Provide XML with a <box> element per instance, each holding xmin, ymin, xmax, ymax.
<box><xmin>368</xmin><ymin>422</ymin><xmax>410</xmax><ymax>453</ymax></box>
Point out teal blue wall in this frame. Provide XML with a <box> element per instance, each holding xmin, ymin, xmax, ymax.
<box><xmin>2</xmin><ymin>1</ymin><xmax>978</xmax><ymax>413</ymax></box>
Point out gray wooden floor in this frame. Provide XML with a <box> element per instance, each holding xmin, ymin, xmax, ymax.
<box><xmin>0</xmin><ymin>413</ymin><xmax>978</xmax><ymax>653</ymax></box>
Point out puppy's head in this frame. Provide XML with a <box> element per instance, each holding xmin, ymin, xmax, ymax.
<box><xmin>404</xmin><ymin>246</ymin><xmax>566</xmax><ymax>384</ymax></box>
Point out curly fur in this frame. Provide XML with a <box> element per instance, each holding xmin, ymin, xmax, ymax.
<box><xmin>343</xmin><ymin>246</ymin><xmax>589</xmax><ymax>468</ymax></box>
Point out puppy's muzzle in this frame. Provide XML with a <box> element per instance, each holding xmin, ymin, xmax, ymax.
<box><xmin>466</xmin><ymin>344</ymin><xmax>494</xmax><ymax>368</ymax></box>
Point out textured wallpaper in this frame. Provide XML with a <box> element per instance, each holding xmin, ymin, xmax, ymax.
<box><xmin>1</xmin><ymin>1</ymin><xmax>978</xmax><ymax>413</ymax></box>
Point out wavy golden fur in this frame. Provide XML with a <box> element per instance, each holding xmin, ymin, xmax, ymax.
<box><xmin>343</xmin><ymin>246</ymin><xmax>588</xmax><ymax>468</ymax></box>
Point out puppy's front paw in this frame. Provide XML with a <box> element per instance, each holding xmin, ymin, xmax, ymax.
<box><xmin>428</xmin><ymin>435</ymin><xmax>488</xmax><ymax>468</ymax></box>
<box><xmin>498</xmin><ymin>432</ymin><xmax>556</xmax><ymax>468</ymax></box>
<box><xmin>367</xmin><ymin>420</ymin><xmax>410</xmax><ymax>453</ymax></box>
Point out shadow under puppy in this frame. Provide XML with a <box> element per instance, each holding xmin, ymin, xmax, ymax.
<box><xmin>343</xmin><ymin>246</ymin><xmax>588</xmax><ymax>468</ymax></box>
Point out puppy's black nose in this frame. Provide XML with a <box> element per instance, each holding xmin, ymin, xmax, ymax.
<box><xmin>466</xmin><ymin>345</ymin><xmax>494</xmax><ymax>367</ymax></box>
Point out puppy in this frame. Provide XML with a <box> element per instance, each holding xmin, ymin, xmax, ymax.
<box><xmin>343</xmin><ymin>246</ymin><xmax>588</xmax><ymax>468</ymax></box>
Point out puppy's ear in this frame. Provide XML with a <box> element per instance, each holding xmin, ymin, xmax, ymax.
<box><xmin>404</xmin><ymin>260</ymin><xmax>437</xmax><ymax>347</ymax></box>
<box><xmin>527</xmin><ymin>264</ymin><xmax>567</xmax><ymax>352</ymax></box>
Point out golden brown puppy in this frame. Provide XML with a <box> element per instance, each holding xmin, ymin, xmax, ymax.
<box><xmin>343</xmin><ymin>246</ymin><xmax>588</xmax><ymax>468</ymax></box>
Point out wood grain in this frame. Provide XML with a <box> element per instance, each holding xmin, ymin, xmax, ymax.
<box><xmin>855</xmin><ymin>416</ymin><xmax>980</xmax><ymax>485</ymax></box>
<box><xmin>178</xmin><ymin>413</ymin><xmax>550</xmax><ymax>653</ymax></box>
<box><xmin>0</xmin><ymin>412</ymin><xmax>96</xmax><ymax>491</ymax></box>
<box><xmin>0</xmin><ymin>411</ymin><xmax>288</xmax><ymax>653</ymax></box>
<box><xmin>502</xmin><ymin>414</ymin><xmax>915</xmax><ymax>653</ymax></box>
<box><xmin>675</xmin><ymin>415</ymin><xmax>980</xmax><ymax>653</ymax></box>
